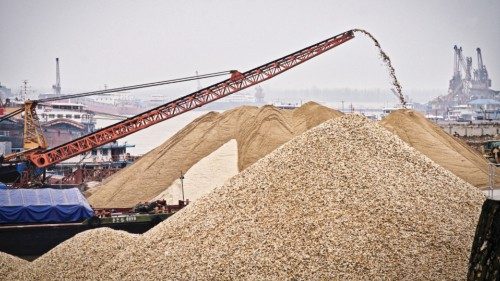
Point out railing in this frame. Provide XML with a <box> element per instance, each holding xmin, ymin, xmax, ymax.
<box><xmin>487</xmin><ymin>163</ymin><xmax>499</xmax><ymax>199</ymax></box>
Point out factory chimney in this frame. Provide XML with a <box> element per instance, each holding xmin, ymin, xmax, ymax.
<box><xmin>52</xmin><ymin>58</ymin><xmax>61</xmax><ymax>96</ymax></box>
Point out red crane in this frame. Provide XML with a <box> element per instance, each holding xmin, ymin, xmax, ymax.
<box><xmin>17</xmin><ymin>30</ymin><xmax>355</xmax><ymax>170</ymax></box>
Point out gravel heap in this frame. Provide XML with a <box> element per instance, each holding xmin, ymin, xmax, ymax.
<box><xmin>89</xmin><ymin>102</ymin><xmax>342</xmax><ymax>207</ymax></box>
<box><xmin>380</xmin><ymin>109</ymin><xmax>495</xmax><ymax>188</ymax></box>
<box><xmin>81</xmin><ymin>114</ymin><xmax>481</xmax><ymax>279</ymax></box>
<box><xmin>4</xmin><ymin>114</ymin><xmax>485</xmax><ymax>279</ymax></box>
<box><xmin>7</xmin><ymin>228</ymin><xmax>137</xmax><ymax>280</ymax></box>
<box><xmin>0</xmin><ymin>252</ymin><xmax>28</xmax><ymax>276</ymax></box>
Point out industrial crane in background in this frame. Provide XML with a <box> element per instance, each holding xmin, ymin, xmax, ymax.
<box><xmin>449</xmin><ymin>46</ymin><xmax>471</xmax><ymax>100</ymax></box>
<box><xmin>0</xmin><ymin>30</ymin><xmax>355</xmax><ymax>186</ymax></box>
<box><xmin>473</xmin><ymin>48</ymin><xmax>492</xmax><ymax>90</ymax></box>
<box><xmin>448</xmin><ymin>45</ymin><xmax>495</xmax><ymax>103</ymax></box>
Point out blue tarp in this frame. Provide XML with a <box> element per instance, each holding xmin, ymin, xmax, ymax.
<box><xmin>0</xmin><ymin>188</ymin><xmax>94</xmax><ymax>224</ymax></box>
<box><xmin>15</xmin><ymin>162</ymin><xmax>44</xmax><ymax>176</ymax></box>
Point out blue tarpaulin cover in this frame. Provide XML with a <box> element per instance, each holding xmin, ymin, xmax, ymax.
<box><xmin>0</xmin><ymin>188</ymin><xmax>94</xmax><ymax>224</ymax></box>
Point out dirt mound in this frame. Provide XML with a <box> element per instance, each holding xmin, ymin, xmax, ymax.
<box><xmin>0</xmin><ymin>252</ymin><xmax>28</xmax><ymax>276</ymax></box>
<box><xmin>88</xmin><ymin>102</ymin><xmax>342</xmax><ymax>207</ymax></box>
<box><xmin>7</xmin><ymin>228</ymin><xmax>136</xmax><ymax>280</ymax></box>
<box><xmin>380</xmin><ymin>109</ymin><xmax>494</xmax><ymax>187</ymax></box>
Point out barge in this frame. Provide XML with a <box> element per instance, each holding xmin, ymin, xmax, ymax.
<box><xmin>0</xmin><ymin>188</ymin><xmax>186</xmax><ymax>259</ymax></box>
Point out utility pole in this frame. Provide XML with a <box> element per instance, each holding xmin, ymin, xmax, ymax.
<box><xmin>20</xmin><ymin>80</ymin><xmax>29</xmax><ymax>101</ymax></box>
<box><xmin>180</xmin><ymin>171</ymin><xmax>185</xmax><ymax>202</ymax></box>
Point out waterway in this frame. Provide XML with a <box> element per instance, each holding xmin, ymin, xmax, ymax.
<box><xmin>95</xmin><ymin>110</ymin><xmax>213</xmax><ymax>155</ymax></box>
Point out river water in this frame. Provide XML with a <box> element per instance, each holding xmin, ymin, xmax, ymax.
<box><xmin>95</xmin><ymin>110</ymin><xmax>212</xmax><ymax>155</ymax></box>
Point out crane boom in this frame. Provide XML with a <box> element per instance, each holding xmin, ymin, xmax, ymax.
<box><xmin>457</xmin><ymin>47</ymin><xmax>468</xmax><ymax>77</ymax></box>
<box><xmin>476</xmin><ymin>48</ymin><xmax>484</xmax><ymax>70</ymax></box>
<box><xmin>27</xmin><ymin>30</ymin><xmax>355</xmax><ymax>168</ymax></box>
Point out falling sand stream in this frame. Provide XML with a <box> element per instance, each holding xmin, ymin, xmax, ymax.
<box><xmin>353</xmin><ymin>29</ymin><xmax>406</xmax><ymax>108</ymax></box>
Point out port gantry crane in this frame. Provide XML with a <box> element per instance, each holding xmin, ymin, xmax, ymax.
<box><xmin>3</xmin><ymin>30</ymin><xmax>355</xmax><ymax>185</ymax></box>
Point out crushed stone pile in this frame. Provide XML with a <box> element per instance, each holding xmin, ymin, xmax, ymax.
<box><xmin>88</xmin><ymin>102</ymin><xmax>342</xmax><ymax>207</ymax></box>
<box><xmin>380</xmin><ymin>109</ymin><xmax>496</xmax><ymax>188</ymax></box>
<box><xmin>22</xmin><ymin>114</ymin><xmax>483</xmax><ymax>280</ymax></box>
<box><xmin>7</xmin><ymin>228</ymin><xmax>137</xmax><ymax>280</ymax></box>
<box><xmin>0</xmin><ymin>252</ymin><xmax>28</xmax><ymax>276</ymax></box>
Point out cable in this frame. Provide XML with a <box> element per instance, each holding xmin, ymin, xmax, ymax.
<box><xmin>0</xmin><ymin>108</ymin><xmax>23</xmax><ymax>123</ymax></box>
<box><xmin>38</xmin><ymin>70</ymin><xmax>232</xmax><ymax>103</ymax></box>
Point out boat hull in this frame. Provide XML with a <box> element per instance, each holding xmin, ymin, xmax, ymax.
<box><xmin>0</xmin><ymin>213</ymin><xmax>173</xmax><ymax>259</ymax></box>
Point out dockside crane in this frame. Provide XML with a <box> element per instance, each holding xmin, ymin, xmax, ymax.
<box><xmin>449</xmin><ymin>46</ymin><xmax>464</xmax><ymax>96</ymax></box>
<box><xmin>2</xmin><ymin>30</ymin><xmax>355</xmax><ymax>186</ymax></box>
<box><xmin>449</xmin><ymin>45</ymin><xmax>472</xmax><ymax>98</ymax></box>
<box><xmin>473</xmin><ymin>48</ymin><xmax>492</xmax><ymax>89</ymax></box>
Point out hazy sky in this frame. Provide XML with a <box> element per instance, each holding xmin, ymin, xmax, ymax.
<box><xmin>1</xmin><ymin>0</ymin><xmax>499</xmax><ymax>102</ymax></box>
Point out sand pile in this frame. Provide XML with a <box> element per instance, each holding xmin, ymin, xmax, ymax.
<box><xmin>154</xmin><ymin>139</ymin><xmax>239</xmax><ymax>203</ymax></box>
<box><xmin>0</xmin><ymin>252</ymin><xmax>28</xmax><ymax>275</ymax></box>
<box><xmin>16</xmin><ymin>114</ymin><xmax>483</xmax><ymax>280</ymax></box>
<box><xmin>88</xmin><ymin>102</ymin><xmax>342</xmax><ymax>207</ymax></box>
<box><xmin>380</xmin><ymin>109</ymin><xmax>496</xmax><ymax>188</ymax></box>
<box><xmin>87</xmin><ymin>109</ymin><xmax>242</xmax><ymax>207</ymax></box>
<box><xmin>7</xmin><ymin>228</ymin><xmax>136</xmax><ymax>280</ymax></box>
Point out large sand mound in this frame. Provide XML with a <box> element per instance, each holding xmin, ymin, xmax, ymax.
<box><xmin>7</xmin><ymin>114</ymin><xmax>484</xmax><ymax>280</ymax></box>
<box><xmin>88</xmin><ymin>102</ymin><xmax>342</xmax><ymax>207</ymax></box>
<box><xmin>380</xmin><ymin>109</ymin><xmax>496</xmax><ymax>188</ymax></box>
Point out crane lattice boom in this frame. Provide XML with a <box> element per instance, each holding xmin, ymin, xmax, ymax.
<box><xmin>27</xmin><ymin>30</ymin><xmax>355</xmax><ymax>168</ymax></box>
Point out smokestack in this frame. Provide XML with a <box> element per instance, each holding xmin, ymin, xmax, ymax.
<box><xmin>52</xmin><ymin>58</ymin><xmax>61</xmax><ymax>95</ymax></box>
